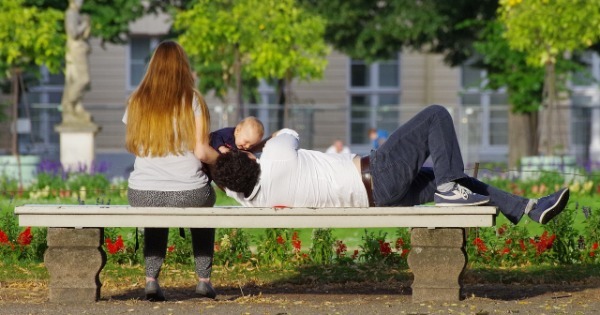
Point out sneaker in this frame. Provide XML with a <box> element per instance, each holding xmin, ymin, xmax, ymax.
<box><xmin>196</xmin><ymin>281</ymin><xmax>217</xmax><ymax>299</ymax></box>
<box><xmin>528</xmin><ymin>188</ymin><xmax>570</xmax><ymax>224</ymax></box>
<box><xmin>145</xmin><ymin>281</ymin><xmax>166</xmax><ymax>302</ymax></box>
<box><xmin>434</xmin><ymin>184</ymin><xmax>490</xmax><ymax>206</ymax></box>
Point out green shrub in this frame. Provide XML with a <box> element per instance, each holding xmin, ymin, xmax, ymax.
<box><xmin>214</xmin><ymin>228</ymin><xmax>254</xmax><ymax>266</ymax></box>
<box><xmin>310</xmin><ymin>228</ymin><xmax>334</xmax><ymax>265</ymax></box>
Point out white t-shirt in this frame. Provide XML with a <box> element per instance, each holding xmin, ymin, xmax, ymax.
<box><xmin>325</xmin><ymin>145</ymin><xmax>351</xmax><ymax>154</ymax></box>
<box><xmin>226</xmin><ymin>129</ymin><xmax>369</xmax><ymax>207</ymax></box>
<box><xmin>123</xmin><ymin>96</ymin><xmax>209</xmax><ymax>191</ymax></box>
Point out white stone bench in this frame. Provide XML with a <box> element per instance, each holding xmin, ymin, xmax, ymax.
<box><xmin>15</xmin><ymin>204</ymin><xmax>497</xmax><ymax>303</ymax></box>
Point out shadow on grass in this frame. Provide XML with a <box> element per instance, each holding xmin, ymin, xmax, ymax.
<box><xmin>103</xmin><ymin>263</ymin><xmax>600</xmax><ymax>303</ymax></box>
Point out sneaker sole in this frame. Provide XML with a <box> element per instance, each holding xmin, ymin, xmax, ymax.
<box><xmin>539</xmin><ymin>188</ymin><xmax>570</xmax><ymax>224</ymax></box>
<box><xmin>435</xmin><ymin>199</ymin><xmax>490</xmax><ymax>207</ymax></box>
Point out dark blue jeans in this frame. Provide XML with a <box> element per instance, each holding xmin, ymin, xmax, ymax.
<box><xmin>369</xmin><ymin>104</ymin><xmax>527</xmax><ymax>224</ymax></box>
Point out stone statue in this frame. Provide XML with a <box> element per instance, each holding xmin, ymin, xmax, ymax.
<box><xmin>61</xmin><ymin>0</ymin><xmax>92</xmax><ymax>124</ymax></box>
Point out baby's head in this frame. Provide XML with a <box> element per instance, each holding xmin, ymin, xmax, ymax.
<box><xmin>234</xmin><ymin>116</ymin><xmax>264</xmax><ymax>150</ymax></box>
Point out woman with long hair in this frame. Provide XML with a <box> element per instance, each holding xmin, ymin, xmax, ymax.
<box><xmin>124</xmin><ymin>40</ymin><xmax>219</xmax><ymax>301</ymax></box>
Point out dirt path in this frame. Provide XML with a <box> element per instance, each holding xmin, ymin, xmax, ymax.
<box><xmin>1</xmin><ymin>281</ymin><xmax>600</xmax><ymax>314</ymax></box>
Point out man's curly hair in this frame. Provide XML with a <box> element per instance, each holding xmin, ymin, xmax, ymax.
<box><xmin>213</xmin><ymin>150</ymin><xmax>261</xmax><ymax>197</ymax></box>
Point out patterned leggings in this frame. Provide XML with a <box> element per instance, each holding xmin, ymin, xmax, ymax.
<box><xmin>128</xmin><ymin>186</ymin><xmax>216</xmax><ymax>279</ymax></box>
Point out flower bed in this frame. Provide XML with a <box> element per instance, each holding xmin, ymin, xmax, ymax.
<box><xmin>2</xmin><ymin>163</ymin><xmax>600</xmax><ymax>269</ymax></box>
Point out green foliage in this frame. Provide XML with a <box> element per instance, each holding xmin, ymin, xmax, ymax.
<box><xmin>300</xmin><ymin>0</ymin><xmax>498</xmax><ymax>65</ymax></box>
<box><xmin>474</xmin><ymin>21</ymin><xmax>544</xmax><ymax>114</ymax></box>
<box><xmin>256</xmin><ymin>228</ymin><xmax>293</xmax><ymax>267</ymax></box>
<box><xmin>175</xmin><ymin>0</ymin><xmax>328</xmax><ymax>100</ymax></box>
<box><xmin>28</xmin><ymin>170</ymin><xmax>127</xmax><ymax>202</ymax></box>
<box><xmin>0</xmin><ymin>0</ymin><xmax>154</xmax><ymax>81</ymax></box>
<box><xmin>214</xmin><ymin>228</ymin><xmax>254</xmax><ymax>266</ymax></box>
<box><xmin>163</xmin><ymin>229</ymin><xmax>194</xmax><ymax>265</ymax></box>
<box><xmin>309</xmin><ymin>228</ymin><xmax>334</xmax><ymax>265</ymax></box>
<box><xmin>0</xmin><ymin>211</ymin><xmax>46</xmax><ymax>263</ymax></box>
<box><xmin>0</xmin><ymin>0</ymin><xmax>64</xmax><ymax>76</ymax></box>
<box><xmin>581</xmin><ymin>206</ymin><xmax>600</xmax><ymax>246</ymax></box>
<box><xmin>544</xmin><ymin>205</ymin><xmax>581</xmax><ymax>264</ymax></box>
<box><xmin>81</xmin><ymin>0</ymin><xmax>146</xmax><ymax>45</ymax></box>
<box><xmin>103</xmin><ymin>228</ymin><xmax>141</xmax><ymax>265</ymax></box>
<box><xmin>358</xmin><ymin>230</ymin><xmax>390</xmax><ymax>264</ymax></box>
<box><xmin>499</xmin><ymin>0</ymin><xmax>600</xmax><ymax>66</ymax></box>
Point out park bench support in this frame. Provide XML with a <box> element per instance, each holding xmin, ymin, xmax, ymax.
<box><xmin>45</xmin><ymin>228</ymin><xmax>106</xmax><ymax>303</ymax></box>
<box><xmin>15</xmin><ymin>205</ymin><xmax>496</xmax><ymax>303</ymax></box>
<box><xmin>408</xmin><ymin>228</ymin><xmax>466</xmax><ymax>302</ymax></box>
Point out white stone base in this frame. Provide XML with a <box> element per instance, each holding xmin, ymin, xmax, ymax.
<box><xmin>55</xmin><ymin>123</ymin><xmax>100</xmax><ymax>172</ymax></box>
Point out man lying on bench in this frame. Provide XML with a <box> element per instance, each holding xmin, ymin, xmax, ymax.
<box><xmin>212</xmin><ymin>105</ymin><xmax>569</xmax><ymax>226</ymax></box>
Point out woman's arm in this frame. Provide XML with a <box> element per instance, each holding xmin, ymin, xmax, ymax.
<box><xmin>193</xmin><ymin>116</ymin><xmax>220</xmax><ymax>164</ymax></box>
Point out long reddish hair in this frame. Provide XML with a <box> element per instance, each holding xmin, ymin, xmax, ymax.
<box><xmin>125</xmin><ymin>40</ymin><xmax>210</xmax><ymax>157</ymax></box>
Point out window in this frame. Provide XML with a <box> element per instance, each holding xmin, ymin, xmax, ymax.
<box><xmin>21</xmin><ymin>66</ymin><xmax>64</xmax><ymax>156</ymax></box>
<box><xmin>570</xmin><ymin>51</ymin><xmax>600</xmax><ymax>160</ymax></box>
<box><xmin>460</xmin><ymin>60</ymin><xmax>508</xmax><ymax>161</ymax></box>
<box><xmin>128</xmin><ymin>37</ymin><xmax>159</xmax><ymax>90</ymax></box>
<box><xmin>348</xmin><ymin>57</ymin><xmax>401</xmax><ymax>146</ymax></box>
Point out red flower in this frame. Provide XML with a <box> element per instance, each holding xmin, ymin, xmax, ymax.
<box><xmin>529</xmin><ymin>231</ymin><xmax>556</xmax><ymax>255</ymax></box>
<box><xmin>590</xmin><ymin>242</ymin><xmax>599</xmax><ymax>257</ymax></box>
<box><xmin>292</xmin><ymin>231</ymin><xmax>301</xmax><ymax>252</ymax></box>
<box><xmin>395</xmin><ymin>238</ymin><xmax>404</xmax><ymax>250</ymax></box>
<box><xmin>17</xmin><ymin>227</ymin><xmax>33</xmax><ymax>246</ymax></box>
<box><xmin>351</xmin><ymin>249</ymin><xmax>359</xmax><ymax>260</ymax></box>
<box><xmin>105</xmin><ymin>235</ymin><xmax>125</xmax><ymax>254</ymax></box>
<box><xmin>167</xmin><ymin>245</ymin><xmax>175</xmax><ymax>253</ymax></box>
<box><xmin>214</xmin><ymin>242</ymin><xmax>221</xmax><ymax>252</ymax></box>
<box><xmin>335</xmin><ymin>240</ymin><xmax>347</xmax><ymax>256</ymax></box>
<box><xmin>276</xmin><ymin>235</ymin><xmax>285</xmax><ymax>245</ymax></box>
<box><xmin>519</xmin><ymin>239</ymin><xmax>526</xmax><ymax>251</ymax></box>
<box><xmin>0</xmin><ymin>229</ymin><xmax>10</xmax><ymax>244</ymax></box>
<box><xmin>401</xmin><ymin>248</ymin><xmax>410</xmax><ymax>257</ymax></box>
<box><xmin>473</xmin><ymin>237</ymin><xmax>488</xmax><ymax>253</ymax></box>
<box><xmin>497</xmin><ymin>225</ymin><xmax>507</xmax><ymax>236</ymax></box>
<box><xmin>501</xmin><ymin>247</ymin><xmax>510</xmax><ymax>255</ymax></box>
<box><xmin>378</xmin><ymin>240</ymin><xmax>392</xmax><ymax>256</ymax></box>
<box><xmin>115</xmin><ymin>235</ymin><xmax>124</xmax><ymax>249</ymax></box>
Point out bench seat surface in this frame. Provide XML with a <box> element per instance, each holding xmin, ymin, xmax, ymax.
<box><xmin>15</xmin><ymin>205</ymin><xmax>497</xmax><ymax>228</ymax></box>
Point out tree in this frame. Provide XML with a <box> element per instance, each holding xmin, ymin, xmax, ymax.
<box><xmin>300</xmin><ymin>0</ymin><xmax>498</xmax><ymax>65</ymax></box>
<box><xmin>0</xmin><ymin>0</ymin><xmax>150</xmax><ymax>185</ymax></box>
<box><xmin>0</xmin><ymin>0</ymin><xmax>63</xmax><ymax>186</ymax></box>
<box><xmin>474</xmin><ymin>22</ymin><xmax>545</xmax><ymax>168</ymax></box>
<box><xmin>499</xmin><ymin>0</ymin><xmax>600</xmax><ymax>155</ymax></box>
<box><xmin>243</xmin><ymin>0</ymin><xmax>329</xmax><ymax>126</ymax></box>
<box><xmin>175</xmin><ymin>0</ymin><xmax>329</xmax><ymax>126</ymax></box>
<box><xmin>23</xmin><ymin>0</ymin><xmax>148</xmax><ymax>45</ymax></box>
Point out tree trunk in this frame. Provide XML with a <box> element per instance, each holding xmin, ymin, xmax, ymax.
<box><xmin>234</xmin><ymin>44</ymin><xmax>243</xmax><ymax>122</ymax></box>
<box><xmin>276</xmin><ymin>79</ymin><xmax>285</xmax><ymax>129</ymax></box>
<box><xmin>10</xmin><ymin>68</ymin><xmax>23</xmax><ymax>188</ymax></box>
<box><xmin>284</xmin><ymin>70</ymin><xmax>293</xmax><ymax>129</ymax></box>
<box><xmin>537</xmin><ymin>61</ymin><xmax>568</xmax><ymax>155</ymax></box>
<box><xmin>508</xmin><ymin>110</ymin><xmax>537</xmax><ymax>170</ymax></box>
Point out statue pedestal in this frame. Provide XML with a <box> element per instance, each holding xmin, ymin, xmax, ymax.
<box><xmin>55</xmin><ymin>122</ymin><xmax>100</xmax><ymax>172</ymax></box>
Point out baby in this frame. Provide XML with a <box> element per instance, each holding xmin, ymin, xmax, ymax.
<box><xmin>209</xmin><ymin>116</ymin><xmax>265</xmax><ymax>153</ymax></box>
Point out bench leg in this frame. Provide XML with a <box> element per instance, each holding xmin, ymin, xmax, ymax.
<box><xmin>407</xmin><ymin>228</ymin><xmax>466</xmax><ymax>302</ymax></box>
<box><xmin>45</xmin><ymin>228</ymin><xmax>107</xmax><ymax>303</ymax></box>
